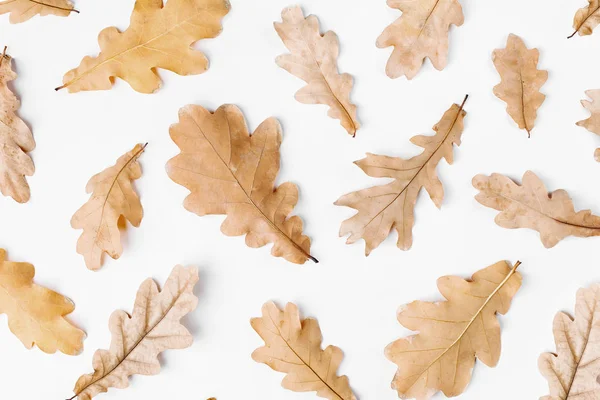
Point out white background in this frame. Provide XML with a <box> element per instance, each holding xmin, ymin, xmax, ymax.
<box><xmin>0</xmin><ymin>0</ymin><xmax>599</xmax><ymax>399</ymax></box>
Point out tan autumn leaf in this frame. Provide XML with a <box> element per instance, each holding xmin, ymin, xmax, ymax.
<box><xmin>0</xmin><ymin>0</ymin><xmax>77</xmax><ymax>23</ymax></box>
<box><xmin>376</xmin><ymin>0</ymin><xmax>464</xmax><ymax>79</ymax></box>
<box><xmin>492</xmin><ymin>34</ymin><xmax>548</xmax><ymax>137</ymax></box>
<box><xmin>0</xmin><ymin>248</ymin><xmax>85</xmax><ymax>355</ymax></box>
<box><xmin>569</xmin><ymin>0</ymin><xmax>600</xmax><ymax>38</ymax></box>
<box><xmin>251</xmin><ymin>302</ymin><xmax>356</xmax><ymax>400</ymax></box>
<box><xmin>539</xmin><ymin>285</ymin><xmax>600</xmax><ymax>400</ymax></box>
<box><xmin>56</xmin><ymin>0</ymin><xmax>230</xmax><ymax>93</ymax></box>
<box><xmin>68</xmin><ymin>265</ymin><xmax>198</xmax><ymax>400</ymax></box>
<box><xmin>166</xmin><ymin>104</ymin><xmax>316</xmax><ymax>265</ymax></box>
<box><xmin>577</xmin><ymin>89</ymin><xmax>600</xmax><ymax>161</ymax></box>
<box><xmin>274</xmin><ymin>6</ymin><xmax>360</xmax><ymax>136</ymax></box>
<box><xmin>385</xmin><ymin>260</ymin><xmax>522</xmax><ymax>400</ymax></box>
<box><xmin>335</xmin><ymin>96</ymin><xmax>467</xmax><ymax>255</ymax></box>
<box><xmin>0</xmin><ymin>48</ymin><xmax>35</xmax><ymax>203</ymax></box>
<box><xmin>71</xmin><ymin>143</ymin><xmax>146</xmax><ymax>271</ymax></box>
<box><xmin>473</xmin><ymin>171</ymin><xmax>600</xmax><ymax>248</ymax></box>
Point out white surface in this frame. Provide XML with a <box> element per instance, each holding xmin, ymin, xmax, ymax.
<box><xmin>0</xmin><ymin>0</ymin><xmax>599</xmax><ymax>399</ymax></box>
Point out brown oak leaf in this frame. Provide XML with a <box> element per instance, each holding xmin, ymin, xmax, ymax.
<box><xmin>492</xmin><ymin>34</ymin><xmax>547</xmax><ymax>137</ymax></box>
<box><xmin>335</xmin><ymin>96</ymin><xmax>467</xmax><ymax>255</ymax></box>
<box><xmin>0</xmin><ymin>0</ymin><xmax>77</xmax><ymax>23</ymax></box>
<box><xmin>385</xmin><ymin>261</ymin><xmax>522</xmax><ymax>399</ymax></box>
<box><xmin>71</xmin><ymin>144</ymin><xmax>145</xmax><ymax>271</ymax></box>
<box><xmin>274</xmin><ymin>6</ymin><xmax>360</xmax><ymax>136</ymax></box>
<box><xmin>166</xmin><ymin>104</ymin><xmax>316</xmax><ymax>265</ymax></box>
<box><xmin>0</xmin><ymin>48</ymin><xmax>35</xmax><ymax>203</ymax></box>
<box><xmin>376</xmin><ymin>0</ymin><xmax>464</xmax><ymax>79</ymax></box>
<box><xmin>473</xmin><ymin>171</ymin><xmax>600</xmax><ymax>248</ymax></box>
<box><xmin>68</xmin><ymin>265</ymin><xmax>198</xmax><ymax>400</ymax></box>
<box><xmin>56</xmin><ymin>0</ymin><xmax>230</xmax><ymax>93</ymax></box>
<box><xmin>251</xmin><ymin>302</ymin><xmax>356</xmax><ymax>400</ymax></box>
<box><xmin>0</xmin><ymin>248</ymin><xmax>85</xmax><ymax>355</ymax></box>
<box><xmin>569</xmin><ymin>0</ymin><xmax>600</xmax><ymax>38</ymax></box>
<box><xmin>577</xmin><ymin>89</ymin><xmax>600</xmax><ymax>161</ymax></box>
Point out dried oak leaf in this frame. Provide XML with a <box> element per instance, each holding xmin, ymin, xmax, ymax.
<box><xmin>569</xmin><ymin>0</ymin><xmax>600</xmax><ymax>38</ymax></box>
<box><xmin>0</xmin><ymin>0</ymin><xmax>77</xmax><ymax>23</ymax></box>
<box><xmin>71</xmin><ymin>144</ymin><xmax>146</xmax><ymax>271</ymax></box>
<box><xmin>473</xmin><ymin>171</ymin><xmax>600</xmax><ymax>248</ymax></box>
<box><xmin>335</xmin><ymin>96</ymin><xmax>467</xmax><ymax>255</ymax></box>
<box><xmin>577</xmin><ymin>89</ymin><xmax>600</xmax><ymax>161</ymax></box>
<box><xmin>251</xmin><ymin>302</ymin><xmax>356</xmax><ymax>400</ymax></box>
<box><xmin>385</xmin><ymin>260</ymin><xmax>522</xmax><ymax>399</ymax></box>
<box><xmin>274</xmin><ymin>6</ymin><xmax>360</xmax><ymax>136</ymax></box>
<box><xmin>376</xmin><ymin>0</ymin><xmax>464</xmax><ymax>79</ymax></box>
<box><xmin>492</xmin><ymin>34</ymin><xmax>548</xmax><ymax>137</ymax></box>
<box><xmin>68</xmin><ymin>265</ymin><xmax>199</xmax><ymax>400</ymax></box>
<box><xmin>0</xmin><ymin>248</ymin><xmax>85</xmax><ymax>355</ymax></box>
<box><xmin>166</xmin><ymin>104</ymin><xmax>316</xmax><ymax>265</ymax></box>
<box><xmin>56</xmin><ymin>0</ymin><xmax>230</xmax><ymax>93</ymax></box>
<box><xmin>0</xmin><ymin>49</ymin><xmax>35</xmax><ymax>203</ymax></box>
<box><xmin>539</xmin><ymin>285</ymin><xmax>600</xmax><ymax>400</ymax></box>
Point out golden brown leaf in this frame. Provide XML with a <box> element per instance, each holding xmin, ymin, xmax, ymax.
<box><xmin>166</xmin><ymin>104</ymin><xmax>316</xmax><ymax>265</ymax></box>
<box><xmin>251</xmin><ymin>302</ymin><xmax>356</xmax><ymax>400</ymax></box>
<box><xmin>71</xmin><ymin>144</ymin><xmax>146</xmax><ymax>271</ymax></box>
<box><xmin>473</xmin><ymin>171</ymin><xmax>600</xmax><ymax>248</ymax></box>
<box><xmin>492</xmin><ymin>34</ymin><xmax>547</xmax><ymax>137</ymax></box>
<box><xmin>68</xmin><ymin>265</ymin><xmax>198</xmax><ymax>400</ymax></box>
<box><xmin>335</xmin><ymin>96</ymin><xmax>467</xmax><ymax>255</ymax></box>
<box><xmin>274</xmin><ymin>6</ymin><xmax>360</xmax><ymax>136</ymax></box>
<box><xmin>57</xmin><ymin>0</ymin><xmax>230</xmax><ymax>93</ymax></box>
<box><xmin>0</xmin><ymin>248</ymin><xmax>85</xmax><ymax>355</ymax></box>
<box><xmin>0</xmin><ymin>0</ymin><xmax>77</xmax><ymax>23</ymax></box>
<box><xmin>577</xmin><ymin>89</ymin><xmax>600</xmax><ymax>161</ymax></box>
<box><xmin>569</xmin><ymin>0</ymin><xmax>600</xmax><ymax>38</ymax></box>
<box><xmin>376</xmin><ymin>0</ymin><xmax>464</xmax><ymax>79</ymax></box>
<box><xmin>539</xmin><ymin>285</ymin><xmax>600</xmax><ymax>400</ymax></box>
<box><xmin>0</xmin><ymin>48</ymin><xmax>35</xmax><ymax>203</ymax></box>
<box><xmin>385</xmin><ymin>260</ymin><xmax>522</xmax><ymax>399</ymax></box>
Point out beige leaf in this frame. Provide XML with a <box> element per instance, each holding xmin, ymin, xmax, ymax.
<box><xmin>0</xmin><ymin>48</ymin><xmax>35</xmax><ymax>203</ymax></box>
<box><xmin>71</xmin><ymin>144</ymin><xmax>145</xmax><ymax>271</ymax></box>
<box><xmin>376</xmin><ymin>0</ymin><xmax>464</xmax><ymax>79</ymax></box>
<box><xmin>68</xmin><ymin>265</ymin><xmax>199</xmax><ymax>400</ymax></box>
<box><xmin>0</xmin><ymin>248</ymin><xmax>85</xmax><ymax>355</ymax></box>
<box><xmin>492</xmin><ymin>34</ymin><xmax>548</xmax><ymax>137</ymax></box>
<box><xmin>473</xmin><ymin>171</ymin><xmax>600</xmax><ymax>248</ymax></box>
<box><xmin>274</xmin><ymin>6</ymin><xmax>360</xmax><ymax>136</ymax></box>
<box><xmin>577</xmin><ymin>89</ymin><xmax>600</xmax><ymax>161</ymax></box>
<box><xmin>0</xmin><ymin>0</ymin><xmax>77</xmax><ymax>23</ymax></box>
<box><xmin>166</xmin><ymin>104</ymin><xmax>316</xmax><ymax>265</ymax></box>
<box><xmin>569</xmin><ymin>0</ymin><xmax>600</xmax><ymax>38</ymax></box>
<box><xmin>251</xmin><ymin>302</ymin><xmax>356</xmax><ymax>400</ymax></box>
<box><xmin>56</xmin><ymin>0</ymin><xmax>230</xmax><ymax>93</ymax></box>
<box><xmin>335</xmin><ymin>96</ymin><xmax>467</xmax><ymax>255</ymax></box>
<box><xmin>385</xmin><ymin>260</ymin><xmax>522</xmax><ymax>399</ymax></box>
<box><xmin>539</xmin><ymin>285</ymin><xmax>600</xmax><ymax>400</ymax></box>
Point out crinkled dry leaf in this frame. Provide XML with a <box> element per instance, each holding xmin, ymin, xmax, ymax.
<box><xmin>376</xmin><ymin>0</ymin><xmax>464</xmax><ymax>79</ymax></box>
<box><xmin>0</xmin><ymin>49</ymin><xmax>35</xmax><ymax>203</ymax></box>
<box><xmin>569</xmin><ymin>0</ymin><xmax>600</xmax><ymax>38</ymax></box>
<box><xmin>57</xmin><ymin>0</ymin><xmax>230</xmax><ymax>93</ymax></box>
<box><xmin>71</xmin><ymin>144</ymin><xmax>145</xmax><ymax>271</ymax></box>
<box><xmin>492</xmin><ymin>34</ymin><xmax>547</xmax><ymax>137</ymax></box>
<box><xmin>335</xmin><ymin>96</ymin><xmax>467</xmax><ymax>255</ymax></box>
<box><xmin>473</xmin><ymin>171</ymin><xmax>600</xmax><ymax>248</ymax></box>
<box><xmin>539</xmin><ymin>285</ymin><xmax>600</xmax><ymax>400</ymax></box>
<box><xmin>385</xmin><ymin>260</ymin><xmax>522</xmax><ymax>400</ymax></box>
<box><xmin>577</xmin><ymin>89</ymin><xmax>600</xmax><ymax>161</ymax></box>
<box><xmin>166</xmin><ymin>104</ymin><xmax>316</xmax><ymax>265</ymax></box>
<box><xmin>274</xmin><ymin>6</ymin><xmax>360</xmax><ymax>136</ymax></box>
<box><xmin>251</xmin><ymin>302</ymin><xmax>356</xmax><ymax>400</ymax></box>
<box><xmin>0</xmin><ymin>0</ymin><xmax>77</xmax><ymax>23</ymax></box>
<box><xmin>0</xmin><ymin>248</ymin><xmax>85</xmax><ymax>355</ymax></box>
<box><xmin>68</xmin><ymin>265</ymin><xmax>198</xmax><ymax>400</ymax></box>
